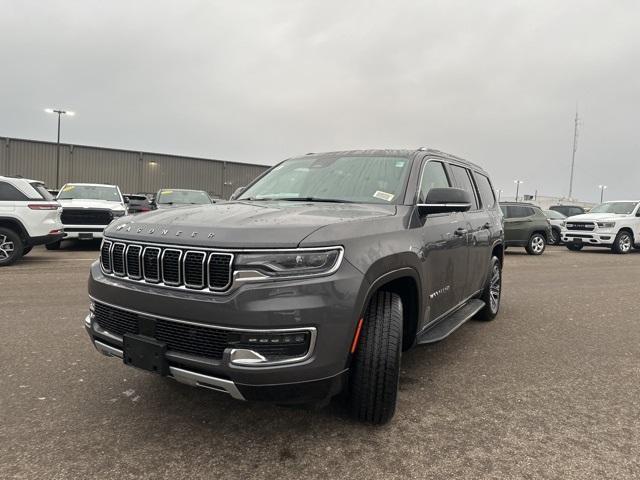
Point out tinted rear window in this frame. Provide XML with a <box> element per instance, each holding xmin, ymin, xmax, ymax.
<box><xmin>30</xmin><ymin>182</ymin><xmax>55</xmax><ymax>201</ymax></box>
<box><xmin>474</xmin><ymin>172</ymin><xmax>496</xmax><ymax>208</ymax></box>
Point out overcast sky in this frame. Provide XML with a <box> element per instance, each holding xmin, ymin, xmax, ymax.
<box><xmin>1</xmin><ymin>0</ymin><xmax>639</xmax><ymax>202</ymax></box>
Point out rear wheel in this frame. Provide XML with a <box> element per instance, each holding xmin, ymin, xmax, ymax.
<box><xmin>45</xmin><ymin>240</ymin><xmax>61</xmax><ymax>250</ymax></box>
<box><xmin>0</xmin><ymin>228</ymin><xmax>24</xmax><ymax>267</ymax></box>
<box><xmin>476</xmin><ymin>256</ymin><xmax>502</xmax><ymax>321</ymax></box>
<box><xmin>348</xmin><ymin>291</ymin><xmax>403</xmax><ymax>425</ymax></box>
<box><xmin>566</xmin><ymin>243</ymin><xmax>583</xmax><ymax>251</ymax></box>
<box><xmin>612</xmin><ymin>230</ymin><xmax>633</xmax><ymax>254</ymax></box>
<box><xmin>525</xmin><ymin>233</ymin><xmax>546</xmax><ymax>255</ymax></box>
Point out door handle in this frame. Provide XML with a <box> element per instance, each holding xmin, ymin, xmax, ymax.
<box><xmin>454</xmin><ymin>228</ymin><xmax>468</xmax><ymax>236</ymax></box>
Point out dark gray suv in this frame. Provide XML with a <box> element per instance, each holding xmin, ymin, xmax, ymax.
<box><xmin>85</xmin><ymin>149</ymin><xmax>504</xmax><ymax>424</ymax></box>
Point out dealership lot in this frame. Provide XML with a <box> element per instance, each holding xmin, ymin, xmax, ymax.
<box><xmin>1</xmin><ymin>246</ymin><xmax>639</xmax><ymax>479</ymax></box>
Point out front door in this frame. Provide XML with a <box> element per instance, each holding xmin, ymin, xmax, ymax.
<box><xmin>416</xmin><ymin>160</ymin><xmax>470</xmax><ymax>328</ymax></box>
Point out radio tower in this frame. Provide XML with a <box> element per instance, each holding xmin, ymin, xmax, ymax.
<box><xmin>568</xmin><ymin>108</ymin><xmax>580</xmax><ymax>199</ymax></box>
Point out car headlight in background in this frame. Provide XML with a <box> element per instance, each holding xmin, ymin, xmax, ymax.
<box><xmin>597</xmin><ymin>222</ymin><xmax>615</xmax><ymax>229</ymax></box>
<box><xmin>234</xmin><ymin>248</ymin><xmax>343</xmax><ymax>278</ymax></box>
<box><xmin>112</xmin><ymin>210</ymin><xmax>126</xmax><ymax>217</ymax></box>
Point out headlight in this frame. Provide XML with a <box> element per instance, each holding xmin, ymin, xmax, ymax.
<box><xmin>597</xmin><ymin>221</ymin><xmax>615</xmax><ymax>229</ymax></box>
<box><xmin>234</xmin><ymin>248</ymin><xmax>343</xmax><ymax>278</ymax></box>
<box><xmin>112</xmin><ymin>210</ymin><xmax>126</xmax><ymax>217</ymax></box>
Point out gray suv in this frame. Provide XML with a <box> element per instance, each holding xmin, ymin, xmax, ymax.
<box><xmin>85</xmin><ymin>149</ymin><xmax>504</xmax><ymax>424</ymax></box>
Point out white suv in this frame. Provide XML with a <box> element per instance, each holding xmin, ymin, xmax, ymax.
<box><xmin>562</xmin><ymin>200</ymin><xmax>640</xmax><ymax>254</ymax></box>
<box><xmin>50</xmin><ymin>183</ymin><xmax>127</xmax><ymax>249</ymax></box>
<box><xmin>0</xmin><ymin>176</ymin><xmax>63</xmax><ymax>266</ymax></box>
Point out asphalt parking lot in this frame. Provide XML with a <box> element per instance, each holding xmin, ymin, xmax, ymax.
<box><xmin>1</xmin><ymin>244</ymin><xmax>639</xmax><ymax>479</ymax></box>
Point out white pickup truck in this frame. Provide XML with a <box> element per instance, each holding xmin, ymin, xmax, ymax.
<box><xmin>562</xmin><ymin>200</ymin><xmax>640</xmax><ymax>254</ymax></box>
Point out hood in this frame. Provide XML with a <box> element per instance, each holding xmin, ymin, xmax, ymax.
<box><xmin>106</xmin><ymin>200</ymin><xmax>397</xmax><ymax>248</ymax></box>
<box><xmin>566</xmin><ymin>212</ymin><xmax>631</xmax><ymax>222</ymax></box>
<box><xmin>58</xmin><ymin>199</ymin><xmax>125</xmax><ymax>210</ymax></box>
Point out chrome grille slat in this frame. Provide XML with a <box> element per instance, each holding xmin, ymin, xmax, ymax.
<box><xmin>111</xmin><ymin>243</ymin><xmax>126</xmax><ymax>276</ymax></box>
<box><xmin>100</xmin><ymin>239</ymin><xmax>233</xmax><ymax>293</ymax></box>
<box><xmin>125</xmin><ymin>245</ymin><xmax>143</xmax><ymax>279</ymax></box>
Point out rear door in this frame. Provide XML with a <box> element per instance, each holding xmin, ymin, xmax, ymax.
<box><xmin>448</xmin><ymin>164</ymin><xmax>491</xmax><ymax>296</ymax></box>
<box><xmin>504</xmin><ymin>205</ymin><xmax>534</xmax><ymax>243</ymax></box>
<box><xmin>417</xmin><ymin>159</ymin><xmax>469</xmax><ymax>326</ymax></box>
<box><xmin>0</xmin><ymin>181</ymin><xmax>21</xmax><ymax>213</ymax></box>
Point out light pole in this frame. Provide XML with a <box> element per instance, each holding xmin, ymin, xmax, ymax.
<box><xmin>598</xmin><ymin>185</ymin><xmax>607</xmax><ymax>203</ymax></box>
<box><xmin>495</xmin><ymin>189</ymin><xmax>503</xmax><ymax>202</ymax></box>
<box><xmin>45</xmin><ymin>108</ymin><xmax>75</xmax><ymax>188</ymax></box>
<box><xmin>514</xmin><ymin>180</ymin><xmax>524</xmax><ymax>202</ymax></box>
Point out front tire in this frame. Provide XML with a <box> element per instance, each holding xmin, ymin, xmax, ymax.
<box><xmin>548</xmin><ymin>228</ymin><xmax>560</xmax><ymax>245</ymax></box>
<box><xmin>348</xmin><ymin>291</ymin><xmax>403</xmax><ymax>425</ymax></box>
<box><xmin>612</xmin><ymin>230</ymin><xmax>633</xmax><ymax>254</ymax></box>
<box><xmin>476</xmin><ymin>256</ymin><xmax>502</xmax><ymax>321</ymax></box>
<box><xmin>0</xmin><ymin>228</ymin><xmax>24</xmax><ymax>267</ymax></box>
<box><xmin>525</xmin><ymin>233</ymin><xmax>546</xmax><ymax>255</ymax></box>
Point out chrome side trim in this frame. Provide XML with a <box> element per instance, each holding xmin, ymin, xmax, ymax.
<box><xmin>168</xmin><ymin>367</ymin><xmax>245</xmax><ymax>400</ymax></box>
<box><xmin>89</xmin><ymin>296</ymin><xmax>317</xmax><ymax>367</ymax></box>
<box><xmin>230</xmin><ymin>349</ymin><xmax>268</xmax><ymax>365</ymax></box>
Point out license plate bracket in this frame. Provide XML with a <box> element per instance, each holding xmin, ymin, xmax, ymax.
<box><xmin>573</xmin><ymin>237</ymin><xmax>583</xmax><ymax>244</ymax></box>
<box><xmin>123</xmin><ymin>334</ymin><xmax>168</xmax><ymax>375</ymax></box>
<box><xmin>78</xmin><ymin>232</ymin><xmax>94</xmax><ymax>239</ymax></box>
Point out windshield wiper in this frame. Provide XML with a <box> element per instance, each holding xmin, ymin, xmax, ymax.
<box><xmin>243</xmin><ymin>196</ymin><xmax>356</xmax><ymax>203</ymax></box>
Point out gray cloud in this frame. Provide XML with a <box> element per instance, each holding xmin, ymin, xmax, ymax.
<box><xmin>1</xmin><ymin>0</ymin><xmax>639</xmax><ymax>202</ymax></box>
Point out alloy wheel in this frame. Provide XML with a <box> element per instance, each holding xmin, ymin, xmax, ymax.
<box><xmin>0</xmin><ymin>234</ymin><xmax>15</xmax><ymax>260</ymax></box>
<box><xmin>489</xmin><ymin>262</ymin><xmax>501</xmax><ymax>313</ymax></box>
<box><xmin>531</xmin><ymin>235</ymin><xmax>545</xmax><ymax>254</ymax></box>
<box><xmin>619</xmin><ymin>233</ymin><xmax>632</xmax><ymax>253</ymax></box>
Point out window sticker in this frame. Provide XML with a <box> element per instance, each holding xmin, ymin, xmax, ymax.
<box><xmin>62</xmin><ymin>185</ymin><xmax>75</xmax><ymax>192</ymax></box>
<box><xmin>395</xmin><ymin>161</ymin><xmax>406</xmax><ymax>168</ymax></box>
<box><xmin>373</xmin><ymin>190</ymin><xmax>394</xmax><ymax>202</ymax></box>
<box><xmin>161</xmin><ymin>190</ymin><xmax>173</xmax><ymax>195</ymax></box>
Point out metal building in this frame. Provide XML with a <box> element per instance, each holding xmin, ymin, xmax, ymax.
<box><xmin>0</xmin><ymin>136</ymin><xmax>268</xmax><ymax>199</ymax></box>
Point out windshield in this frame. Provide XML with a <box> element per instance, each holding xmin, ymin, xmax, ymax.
<box><xmin>589</xmin><ymin>202</ymin><xmax>638</xmax><ymax>215</ymax></box>
<box><xmin>57</xmin><ymin>185</ymin><xmax>121</xmax><ymax>202</ymax></box>
<box><xmin>544</xmin><ymin>210</ymin><xmax>565</xmax><ymax>219</ymax></box>
<box><xmin>157</xmin><ymin>189</ymin><xmax>211</xmax><ymax>205</ymax></box>
<box><xmin>239</xmin><ymin>155</ymin><xmax>412</xmax><ymax>204</ymax></box>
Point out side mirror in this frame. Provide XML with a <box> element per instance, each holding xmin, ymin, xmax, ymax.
<box><xmin>417</xmin><ymin>187</ymin><xmax>472</xmax><ymax>215</ymax></box>
<box><xmin>123</xmin><ymin>196</ymin><xmax>130</xmax><ymax>204</ymax></box>
<box><xmin>230</xmin><ymin>186</ymin><xmax>246</xmax><ymax>200</ymax></box>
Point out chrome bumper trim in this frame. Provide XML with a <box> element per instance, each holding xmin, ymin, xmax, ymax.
<box><xmin>92</xmin><ymin>340</ymin><xmax>246</xmax><ymax>400</ymax></box>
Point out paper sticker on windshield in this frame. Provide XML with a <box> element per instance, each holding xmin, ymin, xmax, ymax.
<box><xmin>62</xmin><ymin>185</ymin><xmax>75</xmax><ymax>192</ymax></box>
<box><xmin>374</xmin><ymin>191</ymin><xmax>394</xmax><ymax>202</ymax></box>
<box><xmin>161</xmin><ymin>190</ymin><xmax>173</xmax><ymax>195</ymax></box>
<box><xmin>395</xmin><ymin>161</ymin><xmax>406</xmax><ymax>168</ymax></box>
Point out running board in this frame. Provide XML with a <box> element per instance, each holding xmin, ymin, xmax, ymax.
<box><xmin>416</xmin><ymin>299</ymin><xmax>485</xmax><ymax>344</ymax></box>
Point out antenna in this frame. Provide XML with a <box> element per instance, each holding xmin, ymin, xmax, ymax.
<box><xmin>568</xmin><ymin>107</ymin><xmax>581</xmax><ymax>199</ymax></box>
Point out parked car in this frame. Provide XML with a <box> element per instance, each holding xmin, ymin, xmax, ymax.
<box><xmin>124</xmin><ymin>194</ymin><xmax>155</xmax><ymax>214</ymax></box>
<box><xmin>549</xmin><ymin>204</ymin><xmax>586</xmax><ymax>217</ymax></box>
<box><xmin>0</xmin><ymin>175</ymin><xmax>63</xmax><ymax>266</ymax></box>
<box><xmin>562</xmin><ymin>200</ymin><xmax>640</xmax><ymax>254</ymax></box>
<box><xmin>500</xmin><ymin>202</ymin><xmax>552</xmax><ymax>255</ymax></box>
<box><xmin>153</xmin><ymin>189</ymin><xmax>213</xmax><ymax>208</ymax></box>
<box><xmin>50</xmin><ymin>183</ymin><xmax>127</xmax><ymax>249</ymax></box>
<box><xmin>543</xmin><ymin>209</ymin><xmax>566</xmax><ymax>245</ymax></box>
<box><xmin>86</xmin><ymin>148</ymin><xmax>504</xmax><ymax>425</ymax></box>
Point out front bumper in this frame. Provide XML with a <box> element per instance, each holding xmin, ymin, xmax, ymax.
<box><xmin>562</xmin><ymin>230</ymin><xmax>614</xmax><ymax>246</ymax></box>
<box><xmin>86</xmin><ymin>258</ymin><xmax>365</xmax><ymax>403</ymax></box>
<box><xmin>63</xmin><ymin>226</ymin><xmax>106</xmax><ymax>240</ymax></box>
<box><xmin>28</xmin><ymin>232</ymin><xmax>64</xmax><ymax>247</ymax></box>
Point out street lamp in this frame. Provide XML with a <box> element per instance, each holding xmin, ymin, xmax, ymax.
<box><xmin>495</xmin><ymin>189</ymin><xmax>503</xmax><ymax>202</ymax></box>
<box><xmin>598</xmin><ymin>185</ymin><xmax>607</xmax><ymax>203</ymax></box>
<box><xmin>44</xmin><ymin>108</ymin><xmax>75</xmax><ymax>188</ymax></box>
<box><xmin>514</xmin><ymin>180</ymin><xmax>524</xmax><ymax>202</ymax></box>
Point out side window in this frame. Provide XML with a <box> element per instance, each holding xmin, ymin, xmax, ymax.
<box><xmin>418</xmin><ymin>161</ymin><xmax>450</xmax><ymax>203</ymax></box>
<box><xmin>473</xmin><ymin>172</ymin><xmax>496</xmax><ymax>209</ymax></box>
<box><xmin>448</xmin><ymin>164</ymin><xmax>479</xmax><ymax>210</ymax></box>
<box><xmin>509</xmin><ymin>206</ymin><xmax>532</xmax><ymax>218</ymax></box>
<box><xmin>0</xmin><ymin>182</ymin><xmax>29</xmax><ymax>201</ymax></box>
<box><xmin>500</xmin><ymin>205</ymin><xmax>509</xmax><ymax>218</ymax></box>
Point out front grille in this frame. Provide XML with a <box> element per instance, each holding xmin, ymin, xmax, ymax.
<box><xmin>566</xmin><ymin>222</ymin><xmax>595</xmax><ymax>231</ymax></box>
<box><xmin>100</xmin><ymin>239</ymin><xmax>232</xmax><ymax>293</ymax></box>
<box><xmin>92</xmin><ymin>302</ymin><xmax>311</xmax><ymax>361</ymax></box>
<box><xmin>61</xmin><ymin>208</ymin><xmax>113</xmax><ymax>225</ymax></box>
